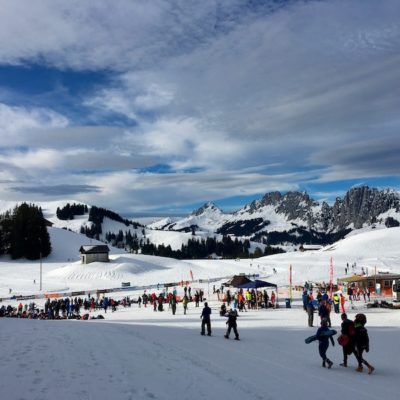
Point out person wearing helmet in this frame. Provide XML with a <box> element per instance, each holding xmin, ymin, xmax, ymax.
<box><xmin>354</xmin><ymin>313</ymin><xmax>374</xmax><ymax>374</ymax></box>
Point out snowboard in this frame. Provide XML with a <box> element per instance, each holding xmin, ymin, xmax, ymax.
<box><xmin>305</xmin><ymin>329</ymin><xmax>337</xmax><ymax>344</ymax></box>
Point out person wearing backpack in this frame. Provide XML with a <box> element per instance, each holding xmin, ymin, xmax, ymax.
<box><xmin>354</xmin><ymin>313</ymin><xmax>374</xmax><ymax>374</ymax></box>
<box><xmin>339</xmin><ymin>313</ymin><xmax>356</xmax><ymax>367</ymax></box>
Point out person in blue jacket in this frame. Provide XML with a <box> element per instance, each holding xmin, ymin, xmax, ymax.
<box><xmin>316</xmin><ymin>318</ymin><xmax>334</xmax><ymax>368</ymax></box>
<box><xmin>200</xmin><ymin>302</ymin><xmax>212</xmax><ymax>336</ymax></box>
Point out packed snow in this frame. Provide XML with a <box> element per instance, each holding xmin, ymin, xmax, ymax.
<box><xmin>0</xmin><ymin>226</ymin><xmax>400</xmax><ymax>400</ymax></box>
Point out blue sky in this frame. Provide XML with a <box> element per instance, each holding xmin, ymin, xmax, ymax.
<box><xmin>0</xmin><ymin>0</ymin><xmax>399</xmax><ymax>215</ymax></box>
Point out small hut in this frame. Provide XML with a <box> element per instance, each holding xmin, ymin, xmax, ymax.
<box><xmin>79</xmin><ymin>245</ymin><xmax>110</xmax><ymax>264</ymax></box>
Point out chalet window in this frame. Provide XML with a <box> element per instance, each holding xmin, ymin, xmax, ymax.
<box><xmin>368</xmin><ymin>281</ymin><xmax>374</xmax><ymax>288</ymax></box>
<box><xmin>383</xmin><ymin>280</ymin><xmax>391</xmax><ymax>288</ymax></box>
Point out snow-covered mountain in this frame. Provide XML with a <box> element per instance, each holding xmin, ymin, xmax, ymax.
<box><xmin>151</xmin><ymin>186</ymin><xmax>400</xmax><ymax>248</ymax></box>
<box><xmin>1</xmin><ymin>186</ymin><xmax>399</xmax><ymax>253</ymax></box>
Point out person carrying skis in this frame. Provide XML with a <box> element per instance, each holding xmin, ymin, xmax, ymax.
<box><xmin>316</xmin><ymin>318</ymin><xmax>334</xmax><ymax>368</ymax></box>
<box><xmin>200</xmin><ymin>302</ymin><xmax>212</xmax><ymax>336</ymax></box>
<box><xmin>224</xmin><ymin>308</ymin><xmax>240</xmax><ymax>340</ymax></box>
<box><xmin>354</xmin><ymin>313</ymin><xmax>374</xmax><ymax>374</ymax></box>
<box><xmin>339</xmin><ymin>313</ymin><xmax>356</xmax><ymax>367</ymax></box>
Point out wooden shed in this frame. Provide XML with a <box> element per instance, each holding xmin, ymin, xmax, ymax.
<box><xmin>79</xmin><ymin>245</ymin><xmax>110</xmax><ymax>264</ymax></box>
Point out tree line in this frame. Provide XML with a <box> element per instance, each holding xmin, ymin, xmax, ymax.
<box><xmin>103</xmin><ymin>229</ymin><xmax>284</xmax><ymax>259</ymax></box>
<box><xmin>0</xmin><ymin>203</ymin><xmax>51</xmax><ymax>260</ymax></box>
<box><xmin>56</xmin><ymin>203</ymin><xmax>88</xmax><ymax>220</ymax></box>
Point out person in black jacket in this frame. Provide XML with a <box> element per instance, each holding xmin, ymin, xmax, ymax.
<box><xmin>200</xmin><ymin>302</ymin><xmax>212</xmax><ymax>336</ymax></box>
<box><xmin>339</xmin><ymin>313</ymin><xmax>357</xmax><ymax>367</ymax></box>
<box><xmin>354</xmin><ymin>313</ymin><xmax>374</xmax><ymax>374</ymax></box>
<box><xmin>224</xmin><ymin>309</ymin><xmax>239</xmax><ymax>340</ymax></box>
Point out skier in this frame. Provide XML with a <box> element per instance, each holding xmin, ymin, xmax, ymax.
<box><xmin>339</xmin><ymin>313</ymin><xmax>356</xmax><ymax>367</ymax></box>
<box><xmin>224</xmin><ymin>308</ymin><xmax>240</xmax><ymax>340</ymax></box>
<box><xmin>200</xmin><ymin>302</ymin><xmax>212</xmax><ymax>336</ymax></box>
<box><xmin>316</xmin><ymin>318</ymin><xmax>334</xmax><ymax>368</ymax></box>
<box><xmin>354</xmin><ymin>313</ymin><xmax>374</xmax><ymax>374</ymax></box>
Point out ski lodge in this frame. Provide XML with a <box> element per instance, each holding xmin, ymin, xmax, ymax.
<box><xmin>338</xmin><ymin>273</ymin><xmax>400</xmax><ymax>298</ymax></box>
<box><xmin>79</xmin><ymin>245</ymin><xmax>110</xmax><ymax>264</ymax></box>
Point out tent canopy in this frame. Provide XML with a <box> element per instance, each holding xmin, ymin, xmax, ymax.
<box><xmin>223</xmin><ymin>275</ymin><xmax>252</xmax><ymax>288</ymax></box>
<box><xmin>238</xmin><ymin>279</ymin><xmax>277</xmax><ymax>289</ymax></box>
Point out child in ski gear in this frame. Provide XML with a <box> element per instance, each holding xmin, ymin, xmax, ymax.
<box><xmin>200</xmin><ymin>302</ymin><xmax>212</xmax><ymax>336</ymax></box>
<box><xmin>339</xmin><ymin>313</ymin><xmax>356</xmax><ymax>367</ymax></box>
<box><xmin>316</xmin><ymin>318</ymin><xmax>334</xmax><ymax>368</ymax></box>
<box><xmin>354</xmin><ymin>313</ymin><xmax>374</xmax><ymax>374</ymax></box>
<box><xmin>224</xmin><ymin>308</ymin><xmax>239</xmax><ymax>340</ymax></box>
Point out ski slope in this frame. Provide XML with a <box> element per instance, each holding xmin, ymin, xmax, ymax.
<box><xmin>0</xmin><ymin>226</ymin><xmax>400</xmax><ymax>400</ymax></box>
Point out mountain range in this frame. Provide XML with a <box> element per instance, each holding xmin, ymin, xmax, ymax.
<box><xmin>1</xmin><ymin>186</ymin><xmax>399</xmax><ymax>253</ymax></box>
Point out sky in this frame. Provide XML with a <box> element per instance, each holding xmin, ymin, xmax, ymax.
<box><xmin>0</xmin><ymin>0</ymin><xmax>399</xmax><ymax>216</ymax></box>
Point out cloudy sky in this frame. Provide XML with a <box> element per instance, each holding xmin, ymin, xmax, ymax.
<box><xmin>0</xmin><ymin>0</ymin><xmax>399</xmax><ymax>216</ymax></box>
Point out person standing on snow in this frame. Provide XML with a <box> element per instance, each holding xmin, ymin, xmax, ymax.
<box><xmin>316</xmin><ymin>318</ymin><xmax>334</xmax><ymax>368</ymax></box>
<box><xmin>170</xmin><ymin>294</ymin><xmax>177</xmax><ymax>315</ymax></box>
<box><xmin>182</xmin><ymin>294</ymin><xmax>189</xmax><ymax>315</ymax></box>
<box><xmin>306</xmin><ymin>297</ymin><xmax>315</xmax><ymax>327</ymax></box>
<box><xmin>340</xmin><ymin>293</ymin><xmax>346</xmax><ymax>314</ymax></box>
<box><xmin>354</xmin><ymin>313</ymin><xmax>374</xmax><ymax>374</ymax></box>
<box><xmin>333</xmin><ymin>293</ymin><xmax>340</xmax><ymax>313</ymax></box>
<box><xmin>224</xmin><ymin>308</ymin><xmax>240</xmax><ymax>340</ymax></box>
<box><xmin>200</xmin><ymin>302</ymin><xmax>212</xmax><ymax>336</ymax></box>
<box><xmin>339</xmin><ymin>313</ymin><xmax>356</xmax><ymax>368</ymax></box>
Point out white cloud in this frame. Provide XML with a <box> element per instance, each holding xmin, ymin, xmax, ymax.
<box><xmin>0</xmin><ymin>0</ymin><xmax>400</xmax><ymax>212</ymax></box>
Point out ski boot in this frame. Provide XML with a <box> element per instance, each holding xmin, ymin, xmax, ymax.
<box><xmin>234</xmin><ymin>337</ymin><xmax>240</xmax><ymax>341</ymax></box>
<box><xmin>224</xmin><ymin>335</ymin><xmax>229</xmax><ymax>339</ymax></box>
<box><xmin>339</xmin><ymin>362</ymin><xmax>347</xmax><ymax>367</ymax></box>
<box><xmin>327</xmin><ymin>360</ymin><xmax>333</xmax><ymax>369</ymax></box>
<box><xmin>356</xmin><ymin>366</ymin><xmax>363</xmax><ymax>372</ymax></box>
<box><xmin>322</xmin><ymin>361</ymin><xmax>326</xmax><ymax>368</ymax></box>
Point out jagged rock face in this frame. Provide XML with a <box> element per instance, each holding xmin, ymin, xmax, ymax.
<box><xmin>192</xmin><ymin>202</ymin><xmax>220</xmax><ymax>216</ymax></box>
<box><xmin>155</xmin><ymin>186</ymin><xmax>400</xmax><ymax>247</ymax></box>
<box><xmin>331</xmin><ymin>187</ymin><xmax>400</xmax><ymax>230</ymax></box>
<box><xmin>275</xmin><ymin>191</ymin><xmax>315</xmax><ymax>221</ymax></box>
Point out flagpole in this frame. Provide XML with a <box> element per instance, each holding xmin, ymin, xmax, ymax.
<box><xmin>329</xmin><ymin>257</ymin><xmax>334</xmax><ymax>299</ymax></box>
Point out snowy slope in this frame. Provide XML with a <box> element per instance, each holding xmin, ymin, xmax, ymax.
<box><xmin>1</xmin><ymin>225</ymin><xmax>400</xmax><ymax>400</ymax></box>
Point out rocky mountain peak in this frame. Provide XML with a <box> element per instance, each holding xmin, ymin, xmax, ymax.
<box><xmin>192</xmin><ymin>202</ymin><xmax>221</xmax><ymax>217</ymax></box>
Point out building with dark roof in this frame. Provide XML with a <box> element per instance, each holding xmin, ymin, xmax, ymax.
<box><xmin>79</xmin><ymin>245</ymin><xmax>110</xmax><ymax>264</ymax></box>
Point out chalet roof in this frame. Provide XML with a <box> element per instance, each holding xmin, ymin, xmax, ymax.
<box><xmin>79</xmin><ymin>245</ymin><xmax>110</xmax><ymax>254</ymax></box>
<box><xmin>338</xmin><ymin>273</ymin><xmax>400</xmax><ymax>283</ymax></box>
<box><xmin>223</xmin><ymin>275</ymin><xmax>252</xmax><ymax>288</ymax></box>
